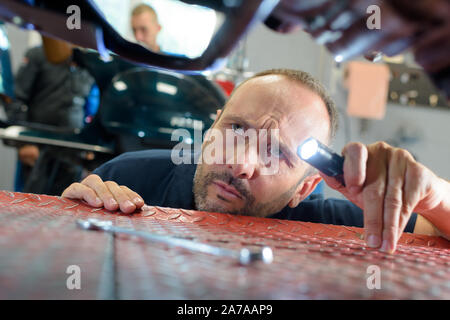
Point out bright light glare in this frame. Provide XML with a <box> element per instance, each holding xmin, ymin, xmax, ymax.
<box><xmin>143</xmin><ymin>0</ymin><xmax>218</xmax><ymax>59</ymax></box>
<box><xmin>156</xmin><ymin>82</ymin><xmax>178</xmax><ymax>95</ymax></box>
<box><xmin>262</xmin><ymin>247</ymin><xmax>274</xmax><ymax>264</ymax></box>
<box><xmin>92</xmin><ymin>0</ymin><xmax>218</xmax><ymax>59</ymax></box>
<box><xmin>299</xmin><ymin>139</ymin><xmax>318</xmax><ymax>160</ymax></box>
<box><xmin>113</xmin><ymin>81</ymin><xmax>127</xmax><ymax>91</ymax></box>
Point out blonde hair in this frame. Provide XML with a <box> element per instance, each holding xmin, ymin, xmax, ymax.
<box><xmin>131</xmin><ymin>3</ymin><xmax>158</xmax><ymax>21</ymax></box>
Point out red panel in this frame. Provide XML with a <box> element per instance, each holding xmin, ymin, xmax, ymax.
<box><xmin>0</xmin><ymin>192</ymin><xmax>110</xmax><ymax>299</ymax></box>
<box><xmin>0</xmin><ymin>191</ymin><xmax>449</xmax><ymax>299</ymax></box>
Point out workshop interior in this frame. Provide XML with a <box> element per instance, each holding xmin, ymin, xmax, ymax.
<box><xmin>0</xmin><ymin>0</ymin><xmax>449</xmax><ymax>301</ymax></box>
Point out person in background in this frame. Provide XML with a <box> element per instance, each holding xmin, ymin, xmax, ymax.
<box><xmin>130</xmin><ymin>3</ymin><xmax>162</xmax><ymax>52</ymax></box>
<box><xmin>8</xmin><ymin>36</ymin><xmax>97</xmax><ymax>194</ymax></box>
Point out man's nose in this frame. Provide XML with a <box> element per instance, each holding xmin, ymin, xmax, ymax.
<box><xmin>135</xmin><ymin>31</ymin><xmax>144</xmax><ymax>42</ymax></box>
<box><xmin>228</xmin><ymin>162</ymin><xmax>256</xmax><ymax>180</ymax></box>
<box><xmin>225</xmin><ymin>141</ymin><xmax>260</xmax><ymax>179</ymax></box>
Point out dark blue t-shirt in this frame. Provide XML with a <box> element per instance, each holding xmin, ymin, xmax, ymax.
<box><xmin>93</xmin><ymin>149</ymin><xmax>417</xmax><ymax>232</ymax></box>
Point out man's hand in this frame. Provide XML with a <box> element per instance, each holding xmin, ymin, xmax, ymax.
<box><xmin>61</xmin><ymin>174</ymin><xmax>145</xmax><ymax>214</ymax></box>
<box><xmin>18</xmin><ymin>145</ymin><xmax>39</xmax><ymax>167</ymax></box>
<box><xmin>320</xmin><ymin>141</ymin><xmax>449</xmax><ymax>254</ymax></box>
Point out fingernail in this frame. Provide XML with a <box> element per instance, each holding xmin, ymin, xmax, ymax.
<box><xmin>380</xmin><ymin>240</ymin><xmax>393</xmax><ymax>253</ymax></box>
<box><xmin>133</xmin><ymin>197</ymin><xmax>143</xmax><ymax>205</ymax></box>
<box><xmin>94</xmin><ymin>197</ymin><xmax>103</xmax><ymax>205</ymax></box>
<box><xmin>109</xmin><ymin>198</ymin><xmax>118</xmax><ymax>206</ymax></box>
<box><xmin>367</xmin><ymin>235</ymin><xmax>381</xmax><ymax>248</ymax></box>
<box><xmin>124</xmin><ymin>200</ymin><xmax>135</xmax><ymax>210</ymax></box>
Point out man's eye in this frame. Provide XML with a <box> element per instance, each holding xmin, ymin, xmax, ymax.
<box><xmin>268</xmin><ymin>144</ymin><xmax>284</xmax><ymax>158</ymax></box>
<box><xmin>231</xmin><ymin>123</ymin><xmax>245</xmax><ymax>135</ymax></box>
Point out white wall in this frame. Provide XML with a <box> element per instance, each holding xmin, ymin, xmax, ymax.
<box><xmin>245</xmin><ymin>25</ymin><xmax>334</xmax><ymax>87</ymax></box>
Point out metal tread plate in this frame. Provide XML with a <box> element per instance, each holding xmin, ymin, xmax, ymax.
<box><xmin>0</xmin><ymin>191</ymin><xmax>449</xmax><ymax>299</ymax></box>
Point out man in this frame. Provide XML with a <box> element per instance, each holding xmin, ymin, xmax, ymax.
<box><xmin>12</xmin><ymin>38</ymin><xmax>94</xmax><ymax>129</ymax></box>
<box><xmin>131</xmin><ymin>4</ymin><xmax>161</xmax><ymax>52</ymax></box>
<box><xmin>62</xmin><ymin>69</ymin><xmax>450</xmax><ymax>254</ymax></box>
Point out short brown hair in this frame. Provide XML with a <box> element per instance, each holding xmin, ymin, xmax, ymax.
<box><xmin>131</xmin><ymin>3</ymin><xmax>158</xmax><ymax>20</ymax></box>
<box><xmin>232</xmin><ymin>69</ymin><xmax>339</xmax><ymax>143</ymax></box>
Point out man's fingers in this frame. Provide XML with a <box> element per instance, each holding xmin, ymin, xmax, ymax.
<box><xmin>62</xmin><ymin>174</ymin><xmax>143</xmax><ymax>214</ymax></box>
<box><xmin>397</xmin><ymin>206</ymin><xmax>411</xmax><ymax>243</ymax></box>
<box><xmin>322</xmin><ymin>143</ymin><xmax>368</xmax><ymax>202</ymax></box>
<box><xmin>120</xmin><ymin>185</ymin><xmax>145</xmax><ymax>209</ymax></box>
<box><xmin>396</xmin><ymin>152</ymin><xmax>420</xmax><ymax>243</ymax></box>
<box><xmin>342</xmin><ymin>142</ymin><xmax>368</xmax><ymax>195</ymax></box>
<box><xmin>363</xmin><ymin>181</ymin><xmax>385</xmax><ymax>249</ymax></box>
<box><xmin>62</xmin><ymin>182</ymin><xmax>103</xmax><ymax>207</ymax></box>
<box><xmin>82</xmin><ymin>174</ymin><xmax>118</xmax><ymax>211</ymax></box>
<box><xmin>19</xmin><ymin>145</ymin><xmax>40</xmax><ymax>166</ymax></box>
<box><xmin>318</xmin><ymin>172</ymin><xmax>345</xmax><ymax>191</ymax></box>
<box><xmin>21</xmin><ymin>156</ymin><xmax>35</xmax><ymax>167</ymax></box>
<box><xmin>104</xmin><ymin>181</ymin><xmax>137</xmax><ymax>213</ymax></box>
<box><xmin>362</xmin><ymin>144</ymin><xmax>388</xmax><ymax>249</ymax></box>
<box><xmin>381</xmin><ymin>149</ymin><xmax>407</xmax><ymax>253</ymax></box>
<box><xmin>399</xmin><ymin>162</ymin><xmax>425</xmax><ymax>239</ymax></box>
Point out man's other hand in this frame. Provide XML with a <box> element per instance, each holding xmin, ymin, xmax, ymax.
<box><xmin>18</xmin><ymin>145</ymin><xmax>39</xmax><ymax>167</ymax></box>
<box><xmin>320</xmin><ymin>141</ymin><xmax>447</xmax><ymax>254</ymax></box>
<box><xmin>61</xmin><ymin>174</ymin><xmax>145</xmax><ymax>214</ymax></box>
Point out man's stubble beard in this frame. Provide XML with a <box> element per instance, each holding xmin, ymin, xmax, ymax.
<box><xmin>193</xmin><ymin>163</ymin><xmax>300</xmax><ymax>218</ymax></box>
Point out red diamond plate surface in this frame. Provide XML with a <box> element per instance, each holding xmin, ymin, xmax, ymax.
<box><xmin>0</xmin><ymin>191</ymin><xmax>449</xmax><ymax>299</ymax></box>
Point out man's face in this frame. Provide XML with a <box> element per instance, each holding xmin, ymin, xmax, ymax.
<box><xmin>131</xmin><ymin>11</ymin><xmax>161</xmax><ymax>51</ymax></box>
<box><xmin>193</xmin><ymin>75</ymin><xmax>331</xmax><ymax>217</ymax></box>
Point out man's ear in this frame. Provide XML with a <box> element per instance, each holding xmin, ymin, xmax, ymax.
<box><xmin>287</xmin><ymin>174</ymin><xmax>323</xmax><ymax>208</ymax></box>
<box><xmin>210</xmin><ymin>109</ymin><xmax>223</xmax><ymax>128</ymax></box>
